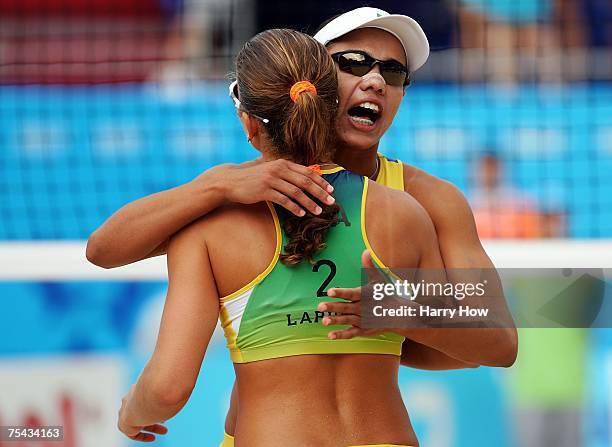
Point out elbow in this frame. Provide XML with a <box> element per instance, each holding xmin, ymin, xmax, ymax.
<box><xmin>147</xmin><ymin>376</ymin><xmax>195</xmax><ymax>408</ymax></box>
<box><xmin>138</xmin><ymin>361</ymin><xmax>196</xmax><ymax>409</ymax></box>
<box><xmin>488</xmin><ymin>328</ymin><xmax>519</xmax><ymax>368</ymax></box>
<box><xmin>86</xmin><ymin>231</ymin><xmax>114</xmax><ymax>269</ymax></box>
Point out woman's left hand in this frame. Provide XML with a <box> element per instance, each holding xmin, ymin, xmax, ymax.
<box><xmin>118</xmin><ymin>385</ymin><xmax>169</xmax><ymax>442</ymax></box>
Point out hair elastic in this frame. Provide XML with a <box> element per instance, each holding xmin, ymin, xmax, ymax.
<box><xmin>290</xmin><ymin>81</ymin><xmax>317</xmax><ymax>103</ymax></box>
<box><xmin>307</xmin><ymin>164</ymin><xmax>322</xmax><ymax>175</ymax></box>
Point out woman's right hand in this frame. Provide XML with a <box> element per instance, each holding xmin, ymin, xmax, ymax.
<box><xmin>203</xmin><ymin>159</ymin><xmax>336</xmax><ymax>216</ymax></box>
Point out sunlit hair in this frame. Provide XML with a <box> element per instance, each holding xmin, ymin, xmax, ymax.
<box><xmin>234</xmin><ymin>29</ymin><xmax>340</xmax><ymax>265</ymax></box>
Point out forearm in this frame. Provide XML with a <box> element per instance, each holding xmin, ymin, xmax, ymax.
<box><xmin>87</xmin><ymin>168</ymin><xmax>225</xmax><ymax>268</ymax></box>
<box><xmin>400</xmin><ymin>339</ymin><xmax>479</xmax><ymax>370</ymax></box>
<box><xmin>412</xmin><ymin>240</ymin><xmax>517</xmax><ymax>366</ymax></box>
<box><xmin>407</xmin><ymin>267</ymin><xmax>517</xmax><ymax>366</ymax></box>
<box><xmin>396</xmin><ymin>271</ymin><xmax>517</xmax><ymax>367</ymax></box>
<box><xmin>398</xmin><ymin>327</ymin><xmax>517</xmax><ymax>367</ymax></box>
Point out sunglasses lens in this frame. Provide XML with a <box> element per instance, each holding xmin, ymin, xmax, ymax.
<box><xmin>381</xmin><ymin>68</ymin><xmax>408</xmax><ymax>87</ymax></box>
<box><xmin>337</xmin><ymin>52</ymin><xmax>373</xmax><ymax>77</ymax></box>
<box><xmin>348</xmin><ymin>65</ymin><xmax>372</xmax><ymax>77</ymax></box>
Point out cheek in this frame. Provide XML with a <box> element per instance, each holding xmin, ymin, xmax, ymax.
<box><xmin>336</xmin><ymin>72</ymin><xmax>356</xmax><ymax>109</ymax></box>
<box><xmin>383</xmin><ymin>91</ymin><xmax>403</xmax><ymax>123</ymax></box>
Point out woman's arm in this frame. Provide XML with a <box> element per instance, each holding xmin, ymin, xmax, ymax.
<box><xmin>394</xmin><ymin>200</ymin><xmax>518</xmax><ymax>368</ymax></box>
<box><xmin>401</xmin><ymin>340</ymin><xmax>478</xmax><ymax>370</ymax></box>
<box><xmin>318</xmin><ymin>251</ymin><xmax>483</xmax><ymax>370</ymax></box>
<box><xmin>87</xmin><ymin>159</ymin><xmax>334</xmax><ymax>268</ymax></box>
<box><xmin>117</xmin><ymin>219</ymin><xmax>220</xmax><ymax>439</ymax></box>
<box><xmin>402</xmin><ymin>169</ymin><xmax>518</xmax><ymax>365</ymax></box>
<box><xmin>321</xmin><ymin>192</ymin><xmax>517</xmax><ymax>368</ymax></box>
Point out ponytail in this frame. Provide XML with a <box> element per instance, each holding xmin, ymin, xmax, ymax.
<box><xmin>279</xmin><ymin>201</ymin><xmax>340</xmax><ymax>266</ymax></box>
<box><xmin>234</xmin><ymin>29</ymin><xmax>340</xmax><ymax>265</ymax></box>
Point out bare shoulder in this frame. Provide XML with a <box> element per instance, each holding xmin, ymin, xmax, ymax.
<box><xmin>368</xmin><ymin>179</ymin><xmax>432</xmax><ymax>224</ymax></box>
<box><xmin>366</xmin><ymin>180</ymin><xmax>437</xmax><ymax>268</ymax></box>
<box><xmin>170</xmin><ymin>202</ymin><xmax>270</xmax><ymax>247</ymax></box>
<box><xmin>402</xmin><ymin>163</ymin><xmax>478</xmax><ymax>241</ymax></box>
<box><xmin>201</xmin><ymin>202</ymin><xmax>270</xmax><ymax>226</ymax></box>
<box><xmin>403</xmin><ymin>163</ymin><xmax>492</xmax><ymax>267</ymax></box>
<box><xmin>403</xmin><ymin>164</ymin><xmax>471</xmax><ymax>217</ymax></box>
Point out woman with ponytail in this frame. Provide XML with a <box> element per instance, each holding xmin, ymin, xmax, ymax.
<box><xmin>116</xmin><ymin>29</ymin><xmax>451</xmax><ymax>447</ymax></box>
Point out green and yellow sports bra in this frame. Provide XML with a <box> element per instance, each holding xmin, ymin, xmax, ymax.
<box><xmin>218</xmin><ymin>155</ymin><xmax>405</xmax><ymax>363</ymax></box>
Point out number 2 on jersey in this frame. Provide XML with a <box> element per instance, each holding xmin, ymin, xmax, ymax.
<box><xmin>312</xmin><ymin>259</ymin><xmax>337</xmax><ymax>297</ymax></box>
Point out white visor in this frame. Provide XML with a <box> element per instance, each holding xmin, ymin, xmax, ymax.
<box><xmin>314</xmin><ymin>7</ymin><xmax>430</xmax><ymax>72</ymax></box>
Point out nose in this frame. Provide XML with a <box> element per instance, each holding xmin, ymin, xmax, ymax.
<box><xmin>360</xmin><ymin>64</ymin><xmax>386</xmax><ymax>96</ymax></box>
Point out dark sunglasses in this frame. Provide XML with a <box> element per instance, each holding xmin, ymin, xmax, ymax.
<box><xmin>331</xmin><ymin>50</ymin><xmax>410</xmax><ymax>87</ymax></box>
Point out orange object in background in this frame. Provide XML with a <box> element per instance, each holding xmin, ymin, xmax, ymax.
<box><xmin>474</xmin><ymin>206</ymin><xmax>543</xmax><ymax>239</ymax></box>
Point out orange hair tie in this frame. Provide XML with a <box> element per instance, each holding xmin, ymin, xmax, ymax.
<box><xmin>307</xmin><ymin>164</ymin><xmax>322</xmax><ymax>175</ymax></box>
<box><xmin>290</xmin><ymin>81</ymin><xmax>317</xmax><ymax>103</ymax></box>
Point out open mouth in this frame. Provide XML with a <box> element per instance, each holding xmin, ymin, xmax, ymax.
<box><xmin>347</xmin><ymin>102</ymin><xmax>380</xmax><ymax>127</ymax></box>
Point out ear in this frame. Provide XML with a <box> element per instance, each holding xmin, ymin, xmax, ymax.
<box><xmin>238</xmin><ymin>111</ymin><xmax>261</xmax><ymax>143</ymax></box>
<box><xmin>246</xmin><ymin>115</ymin><xmax>261</xmax><ymax>142</ymax></box>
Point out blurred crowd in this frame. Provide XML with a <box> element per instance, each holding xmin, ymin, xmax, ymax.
<box><xmin>150</xmin><ymin>0</ymin><xmax>612</xmax><ymax>82</ymax></box>
<box><xmin>0</xmin><ymin>0</ymin><xmax>611</xmax><ymax>84</ymax></box>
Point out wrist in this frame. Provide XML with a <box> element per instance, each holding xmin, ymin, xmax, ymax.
<box><xmin>119</xmin><ymin>402</ymin><xmax>138</xmax><ymax>429</ymax></box>
<box><xmin>190</xmin><ymin>164</ymin><xmax>233</xmax><ymax>208</ymax></box>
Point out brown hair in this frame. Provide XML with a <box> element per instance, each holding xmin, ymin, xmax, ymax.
<box><xmin>235</xmin><ymin>29</ymin><xmax>339</xmax><ymax>265</ymax></box>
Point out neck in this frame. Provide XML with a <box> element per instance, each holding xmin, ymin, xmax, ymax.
<box><xmin>261</xmin><ymin>152</ymin><xmax>335</xmax><ymax>166</ymax></box>
<box><xmin>332</xmin><ymin>144</ymin><xmax>379</xmax><ymax>178</ymax></box>
<box><xmin>261</xmin><ymin>151</ymin><xmax>276</xmax><ymax>162</ymax></box>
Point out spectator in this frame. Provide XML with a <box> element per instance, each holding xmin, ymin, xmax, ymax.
<box><xmin>457</xmin><ymin>0</ymin><xmax>572</xmax><ymax>82</ymax></box>
<box><xmin>470</xmin><ymin>152</ymin><xmax>543</xmax><ymax>238</ymax></box>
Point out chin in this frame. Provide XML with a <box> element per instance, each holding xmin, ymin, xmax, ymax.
<box><xmin>337</xmin><ymin>129</ymin><xmax>380</xmax><ymax>152</ymax></box>
<box><xmin>349</xmin><ymin>137</ymin><xmax>378</xmax><ymax>152</ymax></box>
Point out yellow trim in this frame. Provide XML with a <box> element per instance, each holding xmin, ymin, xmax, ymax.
<box><xmin>220</xmin><ymin>202</ymin><xmax>282</xmax><ymax>303</ymax></box>
<box><xmin>319</xmin><ymin>165</ymin><xmax>344</xmax><ymax>175</ymax></box>
<box><xmin>219</xmin><ymin>432</ymin><xmax>234</xmax><ymax>447</ymax></box>
<box><xmin>375</xmin><ymin>154</ymin><xmax>404</xmax><ymax>191</ymax></box>
<box><xmin>360</xmin><ymin>178</ymin><xmax>391</xmax><ymax>271</ymax></box>
<box><xmin>219</xmin><ymin>305</ymin><xmax>242</xmax><ymax>361</ymax></box>
<box><xmin>230</xmin><ymin>338</ymin><xmax>402</xmax><ymax>363</ymax></box>
<box><xmin>387</xmin><ymin>154</ymin><xmax>405</xmax><ymax>190</ymax></box>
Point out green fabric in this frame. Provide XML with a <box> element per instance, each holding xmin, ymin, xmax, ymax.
<box><xmin>235</xmin><ymin>170</ymin><xmax>403</xmax><ymax>361</ymax></box>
